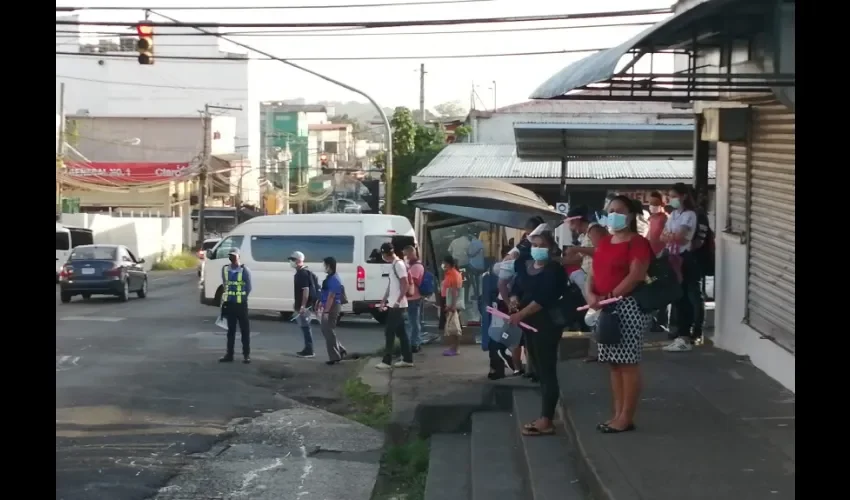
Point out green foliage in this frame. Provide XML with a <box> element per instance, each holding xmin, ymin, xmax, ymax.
<box><xmin>342</xmin><ymin>377</ymin><xmax>391</xmax><ymax>429</ymax></box>
<box><xmin>454</xmin><ymin>124</ymin><xmax>472</xmax><ymax>142</ymax></box>
<box><xmin>375</xmin><ymin>439</ymin><xmax>430</xmax><ymax>500</ymax></box>
<box><xmin>390</xmin><ymin>107</ymin><xmax>416</xmax><ymax>158</ymax></box>
<box><xmin>151</xmin><ymin>252</ymin><xmax>199</xmax><ymax>271</ymax></box>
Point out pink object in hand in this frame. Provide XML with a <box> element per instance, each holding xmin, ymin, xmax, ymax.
<box><xmin>576</xmin><ymin>296</ymin><xmax>623</xmax><ymax>311</ymax></box>
<box><xmin>486</xmin><ymin>306</ymin><xmax>538</xmax><ymax>332</ymax></box>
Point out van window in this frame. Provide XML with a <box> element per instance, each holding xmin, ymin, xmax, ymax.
<box><xmin>69</xmin><ymin>229</ymin><xmax>94</xmax><ymax>248</ymax></box>
<box><xmin>251</xmin><ymin>235</ymin><xmax>355</xmax><ymax>263</ymax></box>
<box><xmin>202</xmin><ymin>239</ymin><xmax>220</xmax><ymax>251</ymax></box>
<box><xmin>212</xmin><ymin>236</ymin><xmax>244</xmax><ymax>260</ymax></box>
<box><xmin>365</xmin><ymin>235</ymin><xmax>416</xmax><ymax>264</ymax></box>
<box><xmin>56</xmin><ymin>232</ymin><xmax>70</xmax><ymax>251</ymax></box>
<box><xmin>70</xmin><ymin>246</ymin><xmax>117</xmax><ymax>260</ymax></box>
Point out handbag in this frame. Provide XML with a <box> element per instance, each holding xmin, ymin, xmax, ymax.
<box><xmin>632</xmin><ymin>249</ymin><xmax>683</xmax><ymax>312</ymax></box>
<box><xmin>594</xmin><ymin>304</ymin><xmax>622</xmax><ymax>345</ymax></box>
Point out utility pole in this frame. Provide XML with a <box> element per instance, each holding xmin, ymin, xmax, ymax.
<box><xmin>197</xmin><ymin>103</ymin><xmax>242</xmax><ymax>248</ymax></box>
<box><xmin>492</xmin><ymin>80</ymin><xmax>497</xmax><ymax>110</ymax></box>
<box><xmin>470</xmin><ymin>81</ymin><xmax>475</xmax><ymax>111</ymax></box>
<box><xmin>150</xmin><ymin>10</ymin><xmax>395</xmax><ymax>214</ymax></box>
<box><xmin>56</xmin><ymin>82</ymin><xmax>66</xmax><ymax>217</ymax></box>
<box><xmin>419</xmin><ymin>63</ymin><xmax>427</xmax><ymax>123</ymax></box>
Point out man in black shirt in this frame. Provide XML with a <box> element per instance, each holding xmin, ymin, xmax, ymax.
<box><xmin>289</xmin><ymin>251</ymin><xmax>317</xmax><ymax>358</ymax></box>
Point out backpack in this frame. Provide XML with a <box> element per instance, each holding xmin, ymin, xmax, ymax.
<box><xmin>418</xmin><ymin>268</ymin><xmax>436</xmax><ymax>297</ymax></box>
<box><xmin>303</xmin><ymin>268</ymin><xmax>321</xmax><ymax>306</ymax></box>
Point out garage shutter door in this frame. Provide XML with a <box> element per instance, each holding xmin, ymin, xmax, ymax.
<box><xmin>746</xmin><ymin>102</ymin><xmax>795</xmax><ymax>352</ymax></box>
<box><xmin>727</xmin><ymin>144</ymin><xmax>748</xmax><ymax>234</ymax></box>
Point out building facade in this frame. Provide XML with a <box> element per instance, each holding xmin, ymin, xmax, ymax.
<box><xmin>55</xmin><ymin>14</ymin><xmax>260</xmax><ymax>180</ymax></box>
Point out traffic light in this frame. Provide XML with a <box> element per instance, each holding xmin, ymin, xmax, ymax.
<box><xmin>362</xmin><ymin>179</ymin><xmax>381</xmax><ymax>214</ymax></box>
<box><xmin>320</xmin><ymin>153</ymin><xmax>330</xmax><ymax>174</ymax></box>
<box><xmin>136</xmin><ymin>22</ymin><xmax>154</xmax><ymax>65</ymax></box>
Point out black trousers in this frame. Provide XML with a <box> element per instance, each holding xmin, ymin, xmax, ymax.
<box><xmin>382</xmin><ymin>307</ymin><xmax>412</xmax><ymax>364</ymax></box>
<box><xmin>674</xmin><ymin>252</ymin><xmax>705</xmax><ymax>339</ymax></box>
<box><xmin>224</xmin><ymin>301</ymin><xmax>250</xmax><ymax>357</ymax></box>
<box><xmin>524</xmin><ymin>332</ymin><xmax>538</xmax><ymax>376</ymax></box>
<box><xmin>531</xmin><ymin>321</ymin><xmax>563</xmax><ymax>420</ymax></box>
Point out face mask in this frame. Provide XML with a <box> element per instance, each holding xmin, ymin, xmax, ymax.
<box><xmin>492</xmin><ymin>263</ymin><xmax>500</xmax><ymax>274</ymax></box>
<box><xmin>324</xmin><ymin>267</ymin><xmax>330</xmax><ymax>274</ymax></box>
<box><xmin>530</xmin><ymin>247</ymin><xmax>549</xmax><ymax>261</ymax></box>
<box><xmin>229</xmin><ymin>257</ymin><xmax>237</xmax><ymax>264</ymax></box>
<box><xmin>669</xmin><ymin>198</ymin><xmax>681</xmax><ymax>209</ymax></box>
<box><xmin>441</xmin><ymin>264</ymin><xmax>447</xmax><ymax>271</ymax></box>
<box><xmin>607</xmin><ymin>213</ymin><xmax>628</xmax><ymax>232</ymax></box>
<box><xmin>596</xmin><ymin>214</ymin><xmax>608</xmax><ymax>227</ymax></box>
<box><xmin>289</xmin><ymin>261</ymin><xmax>297</xmax><ymax>269</ymax></box>
<box><xmin>498</xmin><ymin>261</ymin><xmax>515</xmax><ymax>280</ymax></box>
<box><xmin>649</xmin><ymin>205</ymin><xmax>661</xmax><ymax>214</ymax></box>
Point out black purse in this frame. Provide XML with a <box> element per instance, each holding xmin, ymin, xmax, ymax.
<box><xmin>595</xmin><ymin>304</ymin><xmax>622</xmax><ymax>345</ymax></box>
<box><xmin>632</xmin><ymin>250</ymin><xmax>683</xmax><ymax>312</ymax></box>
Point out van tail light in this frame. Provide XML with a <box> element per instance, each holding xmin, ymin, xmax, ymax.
<box><xmin>356</xmin><ymin>265</ymin><xmax>365</xmax><ymax>291</ymax></box>
<box><xmin>104</xmin><ymin>266</ymin><xmax>123</xmax><ymax>277</ymax></box>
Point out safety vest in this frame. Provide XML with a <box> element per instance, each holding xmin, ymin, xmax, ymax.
<box><xmin>222</xmin><ymin>265</ymin><xmax>247</xmax><ymax>304</ymax></box>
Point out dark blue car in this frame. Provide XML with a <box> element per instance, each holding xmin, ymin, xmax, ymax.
<box><xmin>58</xmin><ymin>244</ymin><xmax>148</xmax><ymax>303</ymax></box>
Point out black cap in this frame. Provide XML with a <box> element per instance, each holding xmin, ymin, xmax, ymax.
<box><xmin>566</xmin><ymin>205</ymin><xmax>590</xmax><ymax>221</ymax></box>
<box><xmin>379</xmin><ymin>242</ymin><xmax>394</xmax><ymax>255</ymax></box>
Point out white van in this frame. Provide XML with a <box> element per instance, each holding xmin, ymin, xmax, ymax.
<box><xmin>200</xmin><ymin>213</ymin><xmax>415</xmax><ymax>323</ymax></box>
<box><xmin>56</xmin><ymin>222</ymin><xmax>94</xmax><ymax>280</ymax></box>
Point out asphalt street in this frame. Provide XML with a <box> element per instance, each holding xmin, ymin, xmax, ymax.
<box><xmin>56</xmin><ymin>272</ymin><xmax>386</xmax><ymax>500</ymax></box>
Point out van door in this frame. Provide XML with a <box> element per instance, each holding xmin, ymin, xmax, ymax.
<box><xmin>56</xmin><ymin>230</ymin><xmax>71</xmax><ymax>275</ymax></box>
<box><xmin>363</xmin><ymin>234</ymin><xmax>415</xmax><ymax>306</ymax></box>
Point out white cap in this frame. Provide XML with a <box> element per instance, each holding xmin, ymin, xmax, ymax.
<box><xmin>289</xmin><ymin>251</ymin><xmax>305</xmax><ymax>262</ymax></box>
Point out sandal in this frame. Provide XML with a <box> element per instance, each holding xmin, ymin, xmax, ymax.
<box><xmin>596</xmin><ymin>421</ymin><xmax>612</xmax><ymax>430</ymax></box>
<box><xmin>598</xmin><ymin>423</ymin><xmax>636</xmax><ymax>434</ymax></box>
<box><xmin>521</xmin><ymin>424</ymin><xmax>556</xmax><ymax>436</ymax></box>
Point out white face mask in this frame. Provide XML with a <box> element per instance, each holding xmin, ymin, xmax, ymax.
<box><xmin>289</xmin><ymin>261</ymin><xmax>298</xmax><ymax>269</ymax></box>
<box><xmin>441</xmin><ymin>264</ymin><xmax>447</xmax><ymax>271</ymax></box>
<box><xmin>649</xmin><ymin>205</ymin><xmax>661</xmax><ymax>214</ymax></box>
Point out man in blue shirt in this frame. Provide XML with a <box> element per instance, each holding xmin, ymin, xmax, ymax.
<box><xmin>220</xmin><ymin>248</ymin><xmax>253</xmax><ymax>364</ymax></box>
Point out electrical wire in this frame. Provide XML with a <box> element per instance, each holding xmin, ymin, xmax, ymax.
<box><xmin>56</xmin><ymin>47</ymin><xmax>609</xmax><ymax>62</ymax></box>
<box><xmin>57</xmin><ymin>1</ymin><xmax>495</xmax><ymax>12</ymax></box>
<box><xmin>53</xmin><ymin>20</ymin><xmax>658</xmax><ymax>38</ymax></box>
<box><xmin>54</xmin><ymin>8</ymin><xmax>672</xmax><ymax>29</ymax></box>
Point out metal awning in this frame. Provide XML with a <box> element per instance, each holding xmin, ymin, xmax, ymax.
<box><xmin>406</xmin><ymin>178</ymin><xmax>564</xmax><ymax>229</ymax></box>
<box><xmin>530</xmin><ymin>0</ymin><xmax>794</xmax><ymax>102</ymax></box>
<box><xmin>514</xmin><ymin>123</ymin><xmax>698</xmax><ymax>161</ymax></box>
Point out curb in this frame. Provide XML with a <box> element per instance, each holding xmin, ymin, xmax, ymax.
<box><xmin>556</xmin><ymin>401</ymin><xmax>617</xmax><ymax>500</ymax></box>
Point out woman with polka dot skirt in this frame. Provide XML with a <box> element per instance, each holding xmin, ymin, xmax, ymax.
<box><xmin>586</xmin><ymin>195</ymin><xmax>654</xmax><ymax>434</ymax></box>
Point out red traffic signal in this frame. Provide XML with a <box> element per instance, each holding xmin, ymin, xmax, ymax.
<box><xmin>136</xmin><ymin>22</ymin><xmax>154</xmax><ymax>65</ymax></box>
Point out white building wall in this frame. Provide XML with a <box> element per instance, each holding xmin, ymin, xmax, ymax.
<box><xmin>713</xmin><ymin>142</ymin><xmax>795</xmax><ymax>393</ymax></box>
<box><xmin>56</xmin><ymin>14</ymin><xmax>259</xmax><ymax>183</ymax></box>
<box><xmin>304</xmin><ymin>111</ymin><xmax>328</xmax><ymax>125</ymax></box>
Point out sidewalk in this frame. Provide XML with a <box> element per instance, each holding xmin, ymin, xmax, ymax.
<box><xmin>558</xmin><ymin>346</ymin><xmax>795</xmax><ymax>500</ymax></box>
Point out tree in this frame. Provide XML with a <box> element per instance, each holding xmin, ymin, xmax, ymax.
<box><xmin>454</xmin><ymin>124</ymin><xmax>472</xmax><ymax>143</ymax></box>
<box><xmin>433</xmin><ymin>100</ymin><xmax>467</xmax><ymax>118</ymax></box>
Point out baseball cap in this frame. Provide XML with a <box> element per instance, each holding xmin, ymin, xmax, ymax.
<box><xmin>566</xmin><ymin>205</ymin><xmax>590</xmax><ymax>221</ymax></box>
<box><xmin>227</xmin><ymin>248</ymin><xmax>240</xmax><ymax>257</ymax></box>
<box><xmin>288</xmin><ymin>251</ymin><xmax>305</xmax><ymax>262</ymax></box>
<box><xmin>379</xmin><ymin>242</ymin><xmax>394</xmax><ymax>255</ymax></box>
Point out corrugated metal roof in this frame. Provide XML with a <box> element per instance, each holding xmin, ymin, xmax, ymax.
<box><xmin>415</xmin><ymin>143</ymin><xmax>716</xmax><ymax>180</ymax></box>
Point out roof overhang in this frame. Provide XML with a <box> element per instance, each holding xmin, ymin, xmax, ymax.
<box><xmin>514</xmin><ymin>123</ymin><xmax>697</xmax><ymax>161</ymax></box>
<box><xmin>411</xmin><ymin>176</ymin><xmax>716</xmax><ymax>186</ymax></box>
<box><xmin>406</xmin><ymin>178</ymin><xmax>564</xmax><ymax>229</ymax></box>
<box><xmin>530</xmin><ymin>0</ymin><xmax>794</xmax><ymax>103</ymax></box>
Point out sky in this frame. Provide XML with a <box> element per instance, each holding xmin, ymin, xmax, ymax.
<box><xmin>56</xmin><ymin>0</ymin><xmax>675</xmax><ymax>111</ymax></box>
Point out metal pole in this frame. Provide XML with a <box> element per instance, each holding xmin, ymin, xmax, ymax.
<box><xmin>197</xmin><ymin>104</ymin><xmax>210</xmax><ymax>249</ymax></box>
<box><xmin>235</xmin><ymin>161</ymin><xmax>243</xmax><ymax>225</ymax></box>
<box><xmin>149</xmin><ymin>10</ymin><xmax>394</xmax><ymax>214</ymax></box>
<box><xmin>57</xmin><ymin>82</ymin><xmax>66</xmax><ymax>215</ymax></box>
<box><xmin>492</xmin><ymin>80</ymin><xmax>497</xmax><ymax>110</ymax></box>
<box><xmin>419</xmin><ymin>63</ymin><xmax>426</xmax><ymax>123</ymax></box>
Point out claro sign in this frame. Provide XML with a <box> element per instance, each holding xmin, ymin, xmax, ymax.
<box><xmin>64</xmin><ymin>162</ymin><xmax>193</xmax><ymax>184</ymax></box>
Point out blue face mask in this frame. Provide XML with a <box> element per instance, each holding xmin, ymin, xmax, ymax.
<box><xmin>606</xmin><ymin>213</ymin><xmax>628</xmax><ymax>232</ymax></box>
<box><xmin>530</xmin><ymin>247</ymin><xmax>549</xmax><ymax>261</ymax></box>
<box><xmin>669</xmin><ymin>197</ymin><xmax>681</xmax><ymax>209</ymax></box>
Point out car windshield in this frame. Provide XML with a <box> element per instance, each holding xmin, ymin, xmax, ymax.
<box><xmin>202</xmin><ymin>240</ymin><xmax>220</xmax><ymax>251</ymax></box>
<box><xmin>70</xmin><ymin>247</ymin><xmax>117</xmax><ymax>260</ymax></box>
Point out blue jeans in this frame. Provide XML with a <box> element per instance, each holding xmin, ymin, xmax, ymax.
<box><xmin>407</xmin><ymin>299</ymin><xmax>422</xmax><ymax>347</ymax></box>
<box><xmin>296</xmin><ymin>312</ymin><xmax>314</xmax><ymax>351</ymax></box>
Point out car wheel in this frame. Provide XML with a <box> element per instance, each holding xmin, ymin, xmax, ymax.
<box><xmin>214</xmin><ymin>286</ymin><xmax>224</xmax><ymax>307</ymax></box>
<box><xmin>60</xmin><ymin>292</ymin><xmax>72</xmax><ymax>304</ymax></box>
<box><xmin>81</xmin><ymin>293</ymin><xmax>92</xmax><ymax>300</ymax></box>
<box><xmin>119</xmin><ymin>280</ymin><xmax>130</xmax><ymax>302</ymax></box>
<box><xmin>279</xmin><ymin>311</ymin><xmax>294</xmax><ymax>322</ymax></box>
<box><xmin>371</xmin><ymin>310</ymin><xmax>388</xmax><ymax>325</ymax></box>
<box><xmin>137</xmin><ymin>278</ymin><xmax>148</xmax><ymax>298</ymax></box>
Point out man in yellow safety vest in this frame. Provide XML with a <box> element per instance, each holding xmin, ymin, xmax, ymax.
<box><xmin>220</xmin><ymin>248</ymin><xmax>253</xmax><ymax>364</ymax></box>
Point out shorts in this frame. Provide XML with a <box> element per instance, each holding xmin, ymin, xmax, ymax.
<box><xmin>444</xmin><ymin>310</ymin><xmax>462</xmax><ymax>337</ymax></box>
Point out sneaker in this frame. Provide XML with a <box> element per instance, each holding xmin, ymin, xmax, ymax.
<box><xmin>662</xmin><ymin>337</ymin><xmax>693</xmax><ymax>352</ymax></box>
<box><xmin>375</xmin><ymin>362</ymin><xmax>392</xmax><ymax>370</ymax></box>
<box><xmin>442</xmin><ymin>349</ymin><xmax>458</xmax><ymax>357</ymax></box>
<box><xmin>411</xmin><ymin>345</ymin><xmax>421</xmax><ymax>354</ymax></box>
<box><xmin>219</xmin><ymin>355</ymin><xmax>234</xmax><ymax>363</ymax></box>
<box><xmin>243</xmin><ymin>357</ymin><xmax>251</xmax><ymax>364</ymax></box>
<box><xmin>296</xmin><ymin>349</ymin><xmax>315</xmax><ymax>358</ymax></box>
<box><xmin>393</xmin><ymin>360</ymin><xmax>414</xmax><ymax>368</ymax></box>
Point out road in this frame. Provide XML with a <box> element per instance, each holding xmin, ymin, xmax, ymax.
<box><xmin>56</xmin><ymin>272</ymin><xmax>385</xmax><ymax>500</ymax></box>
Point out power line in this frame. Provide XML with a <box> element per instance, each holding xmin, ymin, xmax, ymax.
<box><xmin>54</xmin><ymin>20</ymin><xmax>658</xmax><ymax>38</ymax></box>
<box><xmin>56</xmin><ymin>74</ymin><xmax>246</xmax><ymax>91</ymax></box>
<box><xmin>54</xmin><ymin>8</ymin><xmax>672</xmax><ymax>29</ymax></box>
<box><xmin>56</xmin><ymin>47</ymin><xmax>610</xmax><ymax>62</ymax></box>
<box><xmin>57</xmin><ymin>1</ymin><xmax>494</xmax><ymax>11</ymax></box>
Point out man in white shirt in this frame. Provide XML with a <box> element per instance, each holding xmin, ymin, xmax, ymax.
<box><xmin>376</xmin><ymin>242</ymin><xmax>414</xmax><ymax>370</ymax></box>
<box><xmin>448</xmin><ymin>233</ymin><xmax>471</xmax><ymax>268</ymax></box>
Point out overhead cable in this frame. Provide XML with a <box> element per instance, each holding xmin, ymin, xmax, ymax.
<box><xmin>57</xmin><ymin>1</ymin><xmax>495</xmax><ymax>12</ymax></box>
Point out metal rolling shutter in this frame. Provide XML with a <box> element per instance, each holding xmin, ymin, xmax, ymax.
<box><xmin>727</xmin><ymin>144</ymin><xmax>749</xmax><ymax>234</ymax></box>
<box><xmin>746</xmin><ymin>102</ymin><xmax>795</xmax><ymax>352</ymax></box>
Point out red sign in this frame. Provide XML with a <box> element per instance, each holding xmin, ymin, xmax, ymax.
<box><xmin>65</xmin><ymin>162</ymin><xmax>193</xmax><ymax>184</ymax></box>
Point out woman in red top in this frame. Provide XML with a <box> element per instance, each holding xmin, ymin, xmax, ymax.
<box><xmin>586</xmin><ymin>195</ymin><xmax>653</xmax><ymax>434</ymax></box>
<box><xmin>646</xmin><ymin>191</ymin><xmax>668</xmax><ymax>256</ymax></box>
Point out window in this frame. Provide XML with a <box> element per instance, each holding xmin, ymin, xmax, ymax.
<box><xmin>202</xmin><ymin>239</ymin><xmax>221</xmax><ymax>251</ymax></box>
<box><xmin>251</xmin><ymin>235</ymin><xmax>355</xmax><ymax>263</ymax></box>
<box><xmin>70</xmin><ymin>246</ymin><xmax>117</xmax><ymax>260</ymax></box>
<box><xmin>69</xmin><ymin>229</ymin><xmax>93</xmax><ymax>248</ymax></box>
<box><xmin>56</xmin><ymin>232</ymin><xmax>70</xmax><ymax>251</ymax></box>
<box><xmin>212</xmin><ymin>236</ymin><xmax>244</xmax><ymax>260</ymax></box>
<box><xmin>364</xmin><ymin>235</ymin><xmax>415</xmax><ymax>264</ymax></box>
<box><xmin>119</xmin><ymin>248</ymin><xmax>133</xmax><ymax>262</ymax></box>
